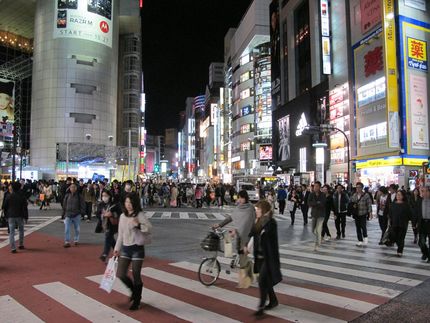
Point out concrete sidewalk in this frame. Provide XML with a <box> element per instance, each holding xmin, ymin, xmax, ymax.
<box><xmin>351</xmin><ymin>277</ymin><xmax>430</xmax><ymax>323</ymax></box>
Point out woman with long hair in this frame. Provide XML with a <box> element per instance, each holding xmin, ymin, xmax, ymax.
<box><xmin>389</xmin><ymin>190</ymin><xmax>412</xmax><ymax>257</ymax></box>
<box><xmin>97</xmin><ymin>189</ymin><xmax>121</xmax><ymax>262</ymax></box>
<box><xmin>114</xmin><ymin>192</ymin><xmax>152</xmax><ymax>310</ymax></box>
<box><xmin>246</xmin><ymin>200</ymin><xmax>282</xmax><ymax>317</ymax></box>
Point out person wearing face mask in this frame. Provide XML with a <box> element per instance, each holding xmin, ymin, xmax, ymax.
<box><xmin>97</xmin><ymin>190</ymin><xmax>121</xmax><ymax>262</ymax></box>
<box><xmin>120</xmin><ymin>181</ymin><xmax>133</xmax><ymax>205</ymax></box>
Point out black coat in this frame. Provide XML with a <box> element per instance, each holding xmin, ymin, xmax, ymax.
<box><xmin>332</xmin><ymin>191</ymin><xmax>349</xmax><ymax>214</ymax></box>
<box><xmin>3</xmin><ymin>191</ymin><xmax>29</xmax><ymax>220</ymax></box>
<box><xmin>250</xmin><ymin>218</ymin><xmax>282</xmax><ymax>286</ymax></box>
<box><xmin>389</xmin><ymin>202</ymin><xmax>412</xmax><ymax>228</ymax></box>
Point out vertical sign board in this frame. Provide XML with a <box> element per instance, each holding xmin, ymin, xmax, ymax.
<box><xmin>400</xmin><ymin>16</ymin><xmax>430</xmax><ymax>153</ymax></box>
<box><xmin>382</xmin><ymin>0</ymin><xmax>400</xmax><ymax>148</ymax></box>
<box><xmin>320</xmin><ymin>0</ymin><xmax>331</xmax><ymax>74</ymax></box>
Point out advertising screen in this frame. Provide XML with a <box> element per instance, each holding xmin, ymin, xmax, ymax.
<box><xmin>259</xmin><ymin>145</ymin><xmax>273</xmax><ymax>161</ymax></box>
<box><xmin>0</xmin><ymin>78</ymin><xmax>14</xmax><ymax>123</ymax></box>
<box><xmin>54</xmin><ymin>0</ymin><xmax>113</xmax><ymax>47</ymax></box>
<box><xmin>277</xmin><ymin>115</ymin><xmax>290</xmax><ymax>161</ymax></box>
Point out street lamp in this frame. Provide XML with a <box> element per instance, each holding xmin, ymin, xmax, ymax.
<box><xmin>319</xmin><ymin>124</ymin><xmax>351</xmax><ymax>188</ymax></box>
<box><xmin>303</xmin><ymin>125</ymin><xmax>351</xmax><ymax>188</ymax></box>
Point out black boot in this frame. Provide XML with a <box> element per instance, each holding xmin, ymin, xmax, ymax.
<box><xmin>129</xmin><ymin>284</ymin><xmax>142</xmax><ymax>310</ymax></box>
<box><xmin>119</xmin><ymin>277</ymin><xmax>134</xmax><ymax>301</ymax></box>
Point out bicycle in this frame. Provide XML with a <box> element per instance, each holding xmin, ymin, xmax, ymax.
<box><xmin>198</xmin><ymin>228</ymin><xmax>240</xmax><ymax>286</ymax></box>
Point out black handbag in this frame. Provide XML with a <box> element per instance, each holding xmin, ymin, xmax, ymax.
<box><xmin>348</xmin><ymin>194</ymin><xmax>364</xmax><ymax>218</ymax></box>
<box><xmin>382</xmin><ymin>226</ymin><xmax>393</xmax><ymax>245</ymax></box>
<box><xmin>94</xmin><ymin>220</ymin><xmax>103</xmax><ymax>233</ymax></box>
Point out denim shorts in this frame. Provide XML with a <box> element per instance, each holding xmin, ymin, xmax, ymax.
<box><xmin>120</xmin><ymin>244</ymin><xmax>145</xmax><ymax>261</ymax></box>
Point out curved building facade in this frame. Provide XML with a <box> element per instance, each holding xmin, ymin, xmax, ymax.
<box><xmin>31</xmin><ymin>0</ymin><xmax>120</xmax><ymax>178</ymax></box>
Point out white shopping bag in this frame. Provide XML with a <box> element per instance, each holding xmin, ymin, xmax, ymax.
<box><xmin>100</xmin><ymin>257</ymin><xmax>118</xmax><ymax>293</ymax></box>
<box><xmin>224</xmin><ymin>239</ymin><xmax>233</xmax><ymax>258</ymax></box>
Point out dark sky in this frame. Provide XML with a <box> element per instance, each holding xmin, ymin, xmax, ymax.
<box><xmin>142</xmin><ymin>0</ymin><xmax>253</xmax><ymax>135</ymax></box>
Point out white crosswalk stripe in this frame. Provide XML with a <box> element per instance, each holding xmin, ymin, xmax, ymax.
<box><xmin>216</xmin><ymin>256</ymin><xmax>401</xmax><ymax>298</ymax></box>
<box><xmin>140</xmin><ymin>267</ymin><xmax>345</xmax><ymax>323</ymax></box>
<box><xmin>171</xmin><ymin>261</ymin><xmax>378</xmax><ymax>314</ymax></box>
<box><xmin>0</xmin><ymin>215</ymin><xmax>60</xmax><ymax>248</ymax></box>
<box><xmin>86</xmin><ymin>275</ymin><xmax>240</xmax><ymax>323</ymax></box>
<box><xmin>143</xmin><ymin>210</ymin><xmax>290</xmax><ymax>221</ymax></box>
<box><xmin>0</xmin><ymin>295</ymin><xmax>44</xmax><ymax>323</ymax></box>
<box><xmin>34</xmin><ymin>282</ymin><xmax>140</xmax><ymax>323</ymax></box>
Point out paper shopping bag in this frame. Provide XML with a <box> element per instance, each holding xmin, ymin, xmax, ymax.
<box><xmin>224</xmin><ymin>239</ymin><xmax>233</xmax><ymax>258</ymax></box>
<box><xmin>100</xmin><ymin>257</ymin><xmax>118</xmax><ymax>293</ymax></box>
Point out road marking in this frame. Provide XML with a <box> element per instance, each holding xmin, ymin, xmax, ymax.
<box><xmin>280</xmin><ymin>257</ymin><xmax>422</xmax><ymax>286</ymax></box>
<box><xmin>0</xmin><ymin>216</ymin><xmax>61</xmax><ymax>249</ymax></box>
<box><xmin>287</xmin><ymin>244</ymin><xmax>426</xmax><ymax>263</ymax></box>
<box><xmin>279</xmin><ymin>249</ymin><xmax>430</xmax><ymax>276</ymax></box>
<box><xmin>86</xmin><ymin>275</ymin><xmax>240</xmax><ymax>323</ymax></box>
<box><xmin>216</xmin><ymin>257</ymin><xmax>400</xmax><ymax>298</ymax></box>
<box><xmin>34</xmin><ymin>282</ymin><xmax>140</xmax><ymax>323</ymax></box>
<box><xmin>171</xmin><ymin>261</ymin><xmax>378</xmax><ymax>314</ymax></box>
<box><xmin>0</xmin><ymin>295</ymin><xmax>44</xmax><ymax>323</ymax></box>
<box><xmin>141</xmin><ymin>267</ymin><xmax>345</xmax><ymax>323</ymax></box>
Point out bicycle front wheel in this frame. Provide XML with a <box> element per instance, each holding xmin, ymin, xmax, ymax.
<box><xmin>198</xmin><ymin>257</ymin><xmax>220</xmax><ymax>286</ymax></box>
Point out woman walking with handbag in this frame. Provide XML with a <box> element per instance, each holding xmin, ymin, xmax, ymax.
<box><xmin>114</xmin><ymin>192</ymin><xmax>152</xmax><ymax>310</ymax></box>
<box><xmin>97</xmin><ymin>190</ymin><xmax>121</xmax><ymax>262</ymax></box>
<box><xmin>389</xmin><ymin>190</ymin><xmax>412</xmax><ymax>257</ymax></box>
<box><xmin>246</xmin><ymin>200</ymin><xmax>282</xmax><ymax>317</ymax></box>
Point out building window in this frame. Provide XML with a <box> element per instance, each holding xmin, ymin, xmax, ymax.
<box><xmin>294</xmin><ymin>0</ymin><xmax>311</xmax><ymax>95</ymax></box>
<box><xmin>124</xmin><ymin>55</ymin><xmax>139</xmax><ymax>71</ymax></box>
<box><xmin>124</xmin><ymin>74</ymin><xmax>139</xmax><ymax>90</ymax></box>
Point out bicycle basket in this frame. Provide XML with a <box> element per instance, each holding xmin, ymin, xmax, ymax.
<box><xmin>200</xmin><ymin>232</ymin><xmax>220</xmax><ymax>251</ymax></box>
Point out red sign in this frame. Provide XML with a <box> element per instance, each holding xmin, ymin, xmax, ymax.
<box><xmin>100</xmin><ymin>21</ymin><xmax>109</xmax><ymax>33</ymax></box>
<box><xmin>360</xmin><ymin>0</ymin><xmax>381</xmax><ymax>34</ymax></box>
<box><xmin>364</xmin><ymin>46</ymin><xmax>383</xmax><ymax>77</ymax></box>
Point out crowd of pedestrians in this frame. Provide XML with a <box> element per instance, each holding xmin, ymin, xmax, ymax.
<box><xmin>272</xmin><ymin>181</ymin><xmax>430</xmax><ymax>260</ymax></box>
<box><xmin>2</xmin><ymin>175</ymin><xmax>429</xmax><ymax>315</ymax></box>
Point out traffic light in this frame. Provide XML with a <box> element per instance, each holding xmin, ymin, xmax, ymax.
<box><xmin>154</xmin><ymin>163</ymin><xmax>160</xmax><ymax>173</ymax></box>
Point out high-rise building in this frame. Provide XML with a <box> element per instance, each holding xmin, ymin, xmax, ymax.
<box><xmin>223</xmin><ymin>0</ymin><xmax>271</xmax><ymax>183</ymax></box>
<box><xmin>0</xmin><ymin>0</ymin><xmax>143</xmax><ymax>180</ymax></box>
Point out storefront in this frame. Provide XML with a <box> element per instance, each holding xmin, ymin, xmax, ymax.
<box><xmin>355</xmin><ymin>155</ymin><xmax>428</xmax><ymax>189</ymax></box>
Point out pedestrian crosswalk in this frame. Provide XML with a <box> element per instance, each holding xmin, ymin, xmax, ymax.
<box><xmin>144</xmin><ymin>210</ymin><xmax>290</xmax><ymax>221</ymax></box>
<box><xmin>2</xmin><ymin>232</ymin><xmax>429</xmax><ymax>322</ymax></box>
<box><xmin>0</xmin><ymin>215</ymin><xmax>60</xmax><ymax>248</ymax></box>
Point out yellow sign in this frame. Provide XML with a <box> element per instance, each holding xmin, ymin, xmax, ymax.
<box><xmin>403</xmin><ymin>157</ymin><xmax>429</xmax><ymax>166</ymax></box>
<box><xmin>408</xmin><ymin>37</ymin><xmax>427</xmax><ymax>61</ymax></box>
<box><xmin>356</xmin><ymin>157</ymin><xmax>402</xmax><ymax>169</ymax></box>
<box><xmin>382</xmin><ymin>0</ymin><xmax>400</xmax><ymax>148</ymax></box>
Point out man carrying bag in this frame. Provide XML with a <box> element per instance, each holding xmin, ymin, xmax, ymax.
<box><xmin>349</xmin><ymin>182</ymin><xmax>373</xmax><ymax>246</ymax></box>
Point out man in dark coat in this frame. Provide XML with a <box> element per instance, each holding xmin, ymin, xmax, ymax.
<box><xmin>333</xmin><ymin>184</ymin><xmax>349</xmax><ymax>239</ymax></box>
<box><xmin>4</xmin><ymin>182</ymin><xmax>29</xmax><ymax>253</ymax></box>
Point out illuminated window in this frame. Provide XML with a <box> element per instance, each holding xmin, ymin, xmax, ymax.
<box><xmin>299</xmin><ymin>147</ymin><xmax>307</xmax><ymax>172</ymax></box>
<box><xmin>240</xmin><ymin>142</ymin><xmax>251</xmax><ymax>151</ymax></box>
<box><xmin>240</xmin><ymin>72</ymin><xmax>250</xmax><ymax>83</ymax></box>
<box><xmin>240</xmin><ymin>124</ymin><xmax>251</xmax><ymax>134</ymax></box>
<box><xmin>240</xmin><ymin>88</ymin><xmax>251</xmax><ymax>99</ymax></box>
<box><xmin>240</xmin><ymin>54</ymin><xmax>252</xmax><ymax>66</ymax></box>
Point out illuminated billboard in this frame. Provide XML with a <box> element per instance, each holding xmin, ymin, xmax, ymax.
<box><xmin>259</xmin><ymin>145</ymin><xmax>273</xmax><ymax>161</ymax></box>
<box><xmin>0</xmin><ymin>78</ymin><xmax>14</xmax><ymax>123</ymax></box>
<box><xmin>54</xmin><ymin>0</ymin><xmax>113</xmax><ymax>48</ymax></box>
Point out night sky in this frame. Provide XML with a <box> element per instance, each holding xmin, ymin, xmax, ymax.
<box><xmin>142</xmin><ymin>0</ymin><xmax>253</xmax><ymax>135</ymax></box>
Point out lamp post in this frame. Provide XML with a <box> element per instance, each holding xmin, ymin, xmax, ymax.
<box><xmin>303</xmin><ymin>124</ymin><xmax>351</xmax><ymax>189</ymax></box>
<box><xmin>320</xmin><ymin>124</ymin><xmax>350</xmax><ymax>188</ymax></box>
